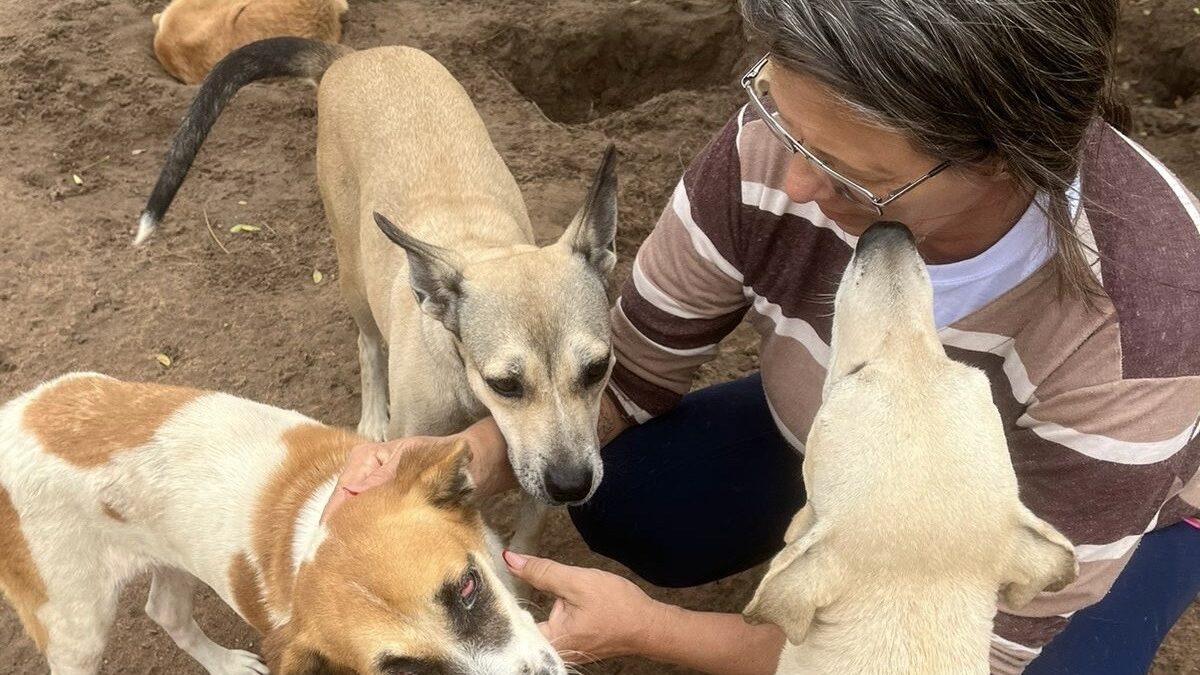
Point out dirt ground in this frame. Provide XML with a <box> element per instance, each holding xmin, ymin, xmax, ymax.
<box><xmin>0</xmin><ymin>0</ymin><xmax>1196</xmax><ymax>673</ymax></box>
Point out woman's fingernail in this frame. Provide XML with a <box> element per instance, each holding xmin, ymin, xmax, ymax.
<box><xmin>503</xmin><ymin>549</ymin><xmax>528</xmax><ymax>570</ymax></box>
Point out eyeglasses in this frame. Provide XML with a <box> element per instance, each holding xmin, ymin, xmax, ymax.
<box><xmin>741</xmin><ymin>54</ymin><xmax>951</xmax><ymax>216</ymax></box>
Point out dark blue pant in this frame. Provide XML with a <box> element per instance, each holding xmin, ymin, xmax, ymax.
<box><xmin>570</xmin><ymin>374</ymin><xmax>1200</xmax><ymax>674</ymax></box>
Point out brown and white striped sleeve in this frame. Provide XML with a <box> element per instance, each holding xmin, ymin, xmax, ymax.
<box><xmin>987</xmin><ymin>358</ymin><xmax>1200</xmax><ymax>672</ymax></box>
<box><xmin>607</xmin><ymin>112</ymin><xmax>751</xmax><ymax>421</ymax></box>
<box><xmin>979</xmin><ymin>124</ymin><xmax>1200</xmax><ymax>672</ymax></box>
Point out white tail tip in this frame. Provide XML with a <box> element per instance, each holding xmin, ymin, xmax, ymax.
<box><xmin>133</xmin><ymin>213</ymin><xmax>157</xmax><ymax>246</ymax></box>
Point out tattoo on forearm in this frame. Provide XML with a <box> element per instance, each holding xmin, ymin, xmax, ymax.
<box><xmin>597</xmin><ymin>390</ymin><xmax>630</xmax><ymax>445</ymax></box>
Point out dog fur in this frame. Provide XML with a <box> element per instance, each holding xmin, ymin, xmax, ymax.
<box><xmin>744</xmin><ymin>222</ymin><xmax>1078</xmax><ymax>675</ymax></box>
<box><xmin>136</xmin><ymin>38</ymin><xmax>617</xmax><ymax>515</ymax></box>
<box><xmin>152</xmin><ymin>0</ymin><xmax>348</xmax><ymax>84</ymax></box>
<box><xmin>0</xmin><ymin>372</ymin><xmax>566</xmax><ymax>675</ymax></box>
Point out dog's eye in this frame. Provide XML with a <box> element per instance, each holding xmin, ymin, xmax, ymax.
<box><xmin>486</xmin><ymin>377</ymin><xmax>523</xmax><ymax>398</ymax></box>
<box><xmin>459</xmin><ymin>568</ymin><xmax>480</xmax><ymax>609</ymax></box>
<box><xmin>580</xmin><ymin>357</ymin><xmax>611</xmax><ymax>388</ymax></box>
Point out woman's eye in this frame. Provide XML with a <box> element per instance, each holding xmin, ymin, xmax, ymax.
<box><xmin>460</xmin><ymin>569</ymin><xmax>480</xmax><ymax>609</ymax></box>
<box><xmin>486</xmin><ymin>377</ymin><xmax>523</xmax><ymax>398</ymax></box>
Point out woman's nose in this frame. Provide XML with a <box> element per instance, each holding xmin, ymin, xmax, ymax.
<box><xmin>783</xmin><ymin>154</ymin><xmax>837</xmax><ymax>204</ymax></box>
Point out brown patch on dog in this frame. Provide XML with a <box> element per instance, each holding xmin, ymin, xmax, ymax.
<box><xmin>101</xmin><ymin>502</ymin><xmax>127</xmax><ymax>523</ymax></box>
<box><xmin>0</xmin><ymin>486</ymin><xmax>50</xmax><ymax>650</ymax></box>
<box><xmin>229</xmin><ymin>552</ymin><xmax>273</xmax><ymax>634</ymax></box>
<box><xmin>252</xmin><ymin>423</ymin><xmax>363</xmax><ymax>621</ymax></box>
<box><xmin>22</xmin><ymin>374</ymin><xmax>201</xmax><ymax>468</ymax></box>
<box><xmin>153</xmin><ymin>0</ymin><xmax>348</xmax><ymax>84</ymax></box>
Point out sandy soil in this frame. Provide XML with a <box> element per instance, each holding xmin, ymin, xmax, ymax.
<box><xmin>0</xmin><ymin>0</ymin><xmax>1196</xmax><ymax>673</ymax></box>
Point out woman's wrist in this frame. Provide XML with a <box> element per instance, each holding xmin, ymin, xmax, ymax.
<box><xmin>628</xmin><ymin>595</ymin><xmax>680</xmax><ymax>658</ymax></box>
<box><xmin>627</xmin><ymin>602</ymin><xmax>786</xmax><ymax>675</ymax></box>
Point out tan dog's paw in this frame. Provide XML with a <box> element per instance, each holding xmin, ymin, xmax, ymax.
<box><xmin>151</xmin><ymin>11</ymin><xmax>162</xmax><ymax>26</ymax></box>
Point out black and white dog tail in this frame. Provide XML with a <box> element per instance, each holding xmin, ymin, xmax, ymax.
<box><xmin>135</xmin><ymin>37</ymin><xmax>350</xmax><ymax>245</ymax></box>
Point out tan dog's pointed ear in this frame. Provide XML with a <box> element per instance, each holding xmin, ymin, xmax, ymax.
<box><xmin>373</xmin><ymin>211</ymin><xmax>465</xmax><ymax>335</ymax></box>
<box><xmin>999</xmin><ymin>504</ymin><xmax>1078</xmax><ymax>609</ymax></box>
<box><xmin>743</xmin><ymin>509</ymin><xmax>837</xmax><ymax>645</ymax></box>
<box><xmin>557</xmin><ymin>144</ymin><xmax>618</xmax><ymax>283</ymax></box>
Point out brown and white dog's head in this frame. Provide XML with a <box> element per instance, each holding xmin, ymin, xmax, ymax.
<box><xmin>372</xmin><ymin>147</ymin><xmax>619</xmax><ymax>507</ymax></box>
<box><xmin>745</xmin><ymin>222</ymin><xmax>1077</xmax><ymax>670</ymax></box>
<box><xmin>271</xmin><ymin>441</ymin><xmax>565</xmax><ymax>674</ymax></box>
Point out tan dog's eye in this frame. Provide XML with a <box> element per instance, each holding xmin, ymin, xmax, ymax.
<box><xmin>485</xmin><ymin>377</ymin><xmax>523</xmax><ymax>399</ymax></box>
<box><xmin>580</xmin><ymin>356</ymin><xmax>611</xmax><ymax>388</ymax></box>
<box><xmin>459</xmin><ymin>568</ymin><xmax>480</xmax><ymax>609</ymax></box>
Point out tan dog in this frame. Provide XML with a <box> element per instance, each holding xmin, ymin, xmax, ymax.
<box><xmin>0</xmin><ymin>373</ymin><xmax>565</xmax><ymax>675</ymax></box>
<box><xmin>135</xmin><ymin>39</ymin><xmax>617</xmax><ymax>517</ymax></box>
<box><xmin>152</xmin><ymin>0</ymin><xmax>348</xmax><ymax>84</ymax></box>
<box><xmin>743</xmin><ymin>222</ymin><xmax>1078</xmax><ymax>675</ymax></box>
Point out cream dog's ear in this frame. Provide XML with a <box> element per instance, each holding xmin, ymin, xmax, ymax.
<box><xmin>999</xmin><ymin>504</ymin><xmax>1078</xmax><ymax>609</ymax></box>
<box><xmin>743</xmin><ymin>512</ymin><xmax>838</xmax><ymax>645</ymax></box>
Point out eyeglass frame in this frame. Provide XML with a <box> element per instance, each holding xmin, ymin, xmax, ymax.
<box><xmin>740</xmin><ymin>54</ymin><xmax>951</xmax><ymax>216</ymax></box>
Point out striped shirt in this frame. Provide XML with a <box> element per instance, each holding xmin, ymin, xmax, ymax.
<box><xmin>607</xmin><ymin>105</ymin><xmax>1200</xmax><ymax>673</ymax></box>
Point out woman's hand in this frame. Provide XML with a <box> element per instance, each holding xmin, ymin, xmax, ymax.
<box><xmin>321</xmin><ymin>417</ymin><xmax>517</xmax><ymax>522</ymax></box>
<box><xmin>320</xmin><ymin>435</ymin><xmax>439</xmax><ymax>521</ymax></box>
<box><xmin>503</xmin><ymin>550</ymin><xmax>667</xmax><ymax>663</ymax></box>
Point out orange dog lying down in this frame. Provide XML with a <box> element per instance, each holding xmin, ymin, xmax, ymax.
<box><xmin>152</xmin><ymin>0</ymin><xmax>348</xmax><ymax>83</ymax></box>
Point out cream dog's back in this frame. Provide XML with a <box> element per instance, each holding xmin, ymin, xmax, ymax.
<box><xmin>745</xmin><ymin>223</ymin><xmax>1077</xmax><ymax>674</ymax></box>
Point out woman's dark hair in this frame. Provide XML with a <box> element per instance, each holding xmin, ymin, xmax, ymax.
<box><xmin>741</xmin><ymin>0</ymin><xmax>1127</xmax><ymax>297</ymax></box>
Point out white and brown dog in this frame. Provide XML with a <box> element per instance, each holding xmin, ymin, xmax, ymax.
<box><xmin>135</xmin><ymin>38</ymin><xmax>616</xmax><ymax>513</ymax></box>
<box><xmin>152</xmin><ymin>0</ymin><xmax>349</xmax><ymax>84</ymax></box>
<box><xmin>744</xmin><ymin>222</ymin><xmax>1078</xmax><ymax>674</ymax></box>
<box><xmin>0</xmin><ymin>373</ymin><xmax>566</xmax><ymax>675</ymax></box>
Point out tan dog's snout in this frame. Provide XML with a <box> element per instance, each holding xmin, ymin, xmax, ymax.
<box><xmin>540</xmin><ymin>450</ymin><xmax>600</xmax><ymax>505</ymax></box>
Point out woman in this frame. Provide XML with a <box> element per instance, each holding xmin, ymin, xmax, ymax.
<box><xmin>324</xmin><ymin>0</ymin><xmax>1200</xmax><ymax>672</ymax></box>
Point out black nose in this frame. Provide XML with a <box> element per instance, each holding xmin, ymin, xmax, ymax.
<box><xmin>856</xmin><ymin>221</ymin><xmax>915</xmax><ymax>256</ymax></box>
<box><xmin>542</xmin><ymin>463</ymin><xmax>594</xmax><ymax>504</ymax></box>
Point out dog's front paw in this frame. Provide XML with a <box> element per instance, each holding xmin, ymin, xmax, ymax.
<box><xmin>212</xmin><ymin>649</ymin><xmax>269</xmax><ymax>675</ymax></box>
<box><xmin>356</xmin><ymin>417</ymin><xmax>388</xmax><ymax>442</ymax></box>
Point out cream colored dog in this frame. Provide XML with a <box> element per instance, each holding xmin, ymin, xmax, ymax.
<box><xmin>0</xmin><ymin>372</ymin><xmax>566</xmax><ymax>675</ymax></box>
<box><xmin>135</xmin><ymin>38</ymin><xmax>617</xmax><ymax>514</ymax></box>
<box><xmin>152</xmin><ymin>0</ymin><xmax>348</xmax><ymax>84</ymax></box>
<box><xmin>744</xmin><ymin>222</ymin><xmax>1078</xmax><ymax>675</ymax></box>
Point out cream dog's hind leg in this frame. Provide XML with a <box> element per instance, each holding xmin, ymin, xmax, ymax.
<box><xmin>144</xmin><ymin>568</ymin><xmax>268</xmax><ymax>675</ymax></box>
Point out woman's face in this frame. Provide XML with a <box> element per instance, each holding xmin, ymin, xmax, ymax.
<box><xmin>766</xmin><ymin>65</ymin><xmax>1015</xmax><ymax>245</ymax></box>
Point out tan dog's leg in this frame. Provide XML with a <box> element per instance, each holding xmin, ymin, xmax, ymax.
<box><xmin>509</xmin><ymin>496</ymin><xmax>550</xmax><ymax>600</ymax></box>
<box><xmin>144</xmin><ymin>568</ymin><xmax>268</xmax><ymax>675</ymax></box>
<box><xmin>356</xmin><ymin>330</ymin><xmax>390</xmax><ymax>441</ymax></box>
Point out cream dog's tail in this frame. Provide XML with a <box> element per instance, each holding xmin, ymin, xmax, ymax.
<box><xmin>135</xmin><ymin>37</ymin><xmax>352</xmax><ymax>245</ymax></box>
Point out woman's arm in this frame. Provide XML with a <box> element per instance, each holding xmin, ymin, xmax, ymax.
<box><xmin>504</xmin><ymin>551</ymin><xmax>784</xmax><ymax>675</ymax></box>
<box><xmin>642</xmin><ymin>604</ymin><xmax>786</xmax><ymax>675</ymax></box>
